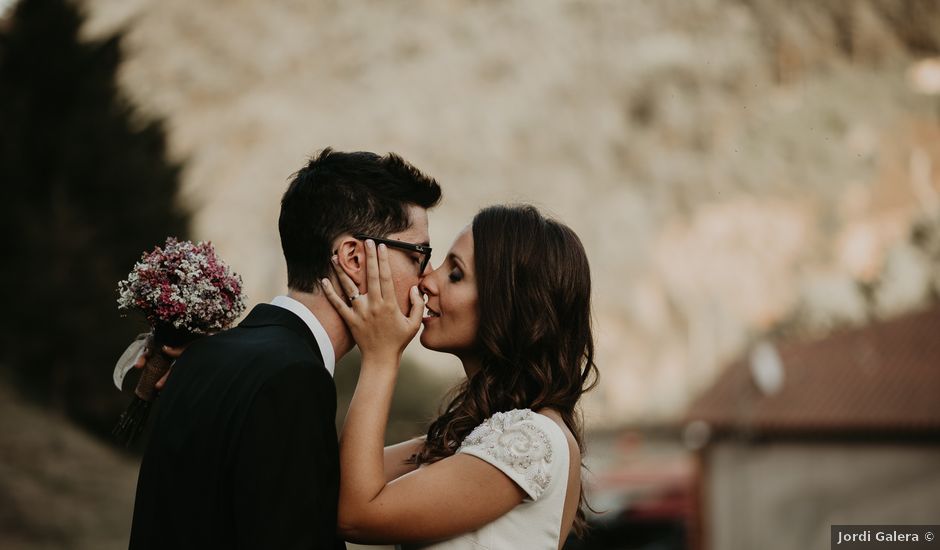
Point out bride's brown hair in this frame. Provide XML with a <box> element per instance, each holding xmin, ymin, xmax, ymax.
<box><xmin>412</xmin><ymin>204</ymin><xmax>599</xmax><ymax>536</ymax></box>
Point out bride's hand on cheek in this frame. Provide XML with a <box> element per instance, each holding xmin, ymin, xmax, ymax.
<box><xmin>322</xmin><ymin>240</ymin><xmax>423</xmax><ymax>363</ymax></box>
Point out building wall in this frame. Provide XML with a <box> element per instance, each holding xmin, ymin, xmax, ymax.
<box><xmin>704</xmin><ymin>441</ymin><xmax>940</xmax><ymax>550</ymax></box>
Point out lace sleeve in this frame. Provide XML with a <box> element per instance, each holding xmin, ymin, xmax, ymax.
<box><xmin>456</xmin><ymin>409</ymin><xmax>557</xmax><ymax>501</ymax></box>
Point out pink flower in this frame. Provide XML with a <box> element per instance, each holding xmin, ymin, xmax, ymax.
<box><xmin>117</xmin><ymin>238</ymin><xmax>247</xmax><ymax>334</ymax></box>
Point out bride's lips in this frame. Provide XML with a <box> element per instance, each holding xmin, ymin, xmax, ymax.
<box><xmin>423</xmin><ymin>306</ymin><xmax>441</xmax><ymax>324</ymax></box>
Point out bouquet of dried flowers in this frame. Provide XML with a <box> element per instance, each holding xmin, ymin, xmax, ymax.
<box><xmin>113</xmin><ymin>237</ymin><xmax>246</xmax><ymax>445</ymax></box>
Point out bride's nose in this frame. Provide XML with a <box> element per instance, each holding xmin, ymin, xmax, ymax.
<box><xmin>418</xmin><ymin>268</ymin><xmax>438</xmax><ymax>296</ymax></box>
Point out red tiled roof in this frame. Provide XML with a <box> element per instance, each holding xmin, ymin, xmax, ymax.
<box><xmin>685</xmin><ymin>305</ymin><xmax>940</xmax><ymax>436</ymax></box>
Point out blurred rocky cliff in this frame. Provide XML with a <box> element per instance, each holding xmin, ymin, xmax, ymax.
<box><xmin>78</xmin><ymin>0</ymin><xmax>940</xmax><ymax>428</ymax></box>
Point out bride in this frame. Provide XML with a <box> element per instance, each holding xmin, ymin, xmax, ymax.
<box><xmin>322</xmin><ymin>204</ymin><xmax>598</xmax><ymax>549</ymax></box>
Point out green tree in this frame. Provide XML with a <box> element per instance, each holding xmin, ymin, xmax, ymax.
<box><xmin>0</xmin><ymin>0</ymin><xmax>189</xmax><ymax>438</ymax></box>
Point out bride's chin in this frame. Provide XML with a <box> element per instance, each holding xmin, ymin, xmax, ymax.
<box><xmin>419</xmin><ymin>329</ymin><xmax>447</xmax><ymax>352</ymax></box>
<box><xmin>419</xmin><ymin>330</ymin><xmax>436</xmax><ymax>350</ymax></box>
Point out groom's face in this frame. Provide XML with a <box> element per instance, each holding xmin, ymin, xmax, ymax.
<box><xmin>379</xmin><ymin>204</ymin><xmax>431</xmax><ymax>314</ymax></box>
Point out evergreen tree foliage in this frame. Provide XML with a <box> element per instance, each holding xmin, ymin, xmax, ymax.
<box><xmin>0</xmin><ymin>0</ymin><xmax>189</xmax><ymax>438</ymax></box>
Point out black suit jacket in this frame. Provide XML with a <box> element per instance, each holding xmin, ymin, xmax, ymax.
<box><xmin>129</xmin><ymin>304</ymin><xmax>346</xmax><ymax>550</ymax></box>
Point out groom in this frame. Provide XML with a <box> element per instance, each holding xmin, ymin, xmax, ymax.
<box><xmin>129</xmin><ymin>148</ymin><xmax>441</xmax><ymax>549</ymax></box>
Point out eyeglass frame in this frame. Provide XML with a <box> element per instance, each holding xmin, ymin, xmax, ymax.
<box><xmin>353</xmin><ymin>233</ymin><xmax>432</xmax><ymax>275</ymax></box>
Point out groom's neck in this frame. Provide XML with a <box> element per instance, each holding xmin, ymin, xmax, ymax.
<box><xmin>286</xmin><ymin>288</ymin><xmax>355</xmax><ymax>363</ymax></box>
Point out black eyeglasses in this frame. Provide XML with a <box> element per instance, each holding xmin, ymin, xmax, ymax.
<box><xmin>353</xmin><ymin>233</ymin><xmax>432</xmax><ymax>275</ymax></box>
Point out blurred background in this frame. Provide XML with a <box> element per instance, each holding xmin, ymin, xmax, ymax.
<box><xmin>1</xmin><ymin>0</ymin><xmax>939</xmax><ymax>548</ymax></box>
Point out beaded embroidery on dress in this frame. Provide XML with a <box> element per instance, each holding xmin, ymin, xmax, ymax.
<box><xmin>457</xmin><ymin>408</ymin><xmax>554</xmax><ymax>500</ymax></box>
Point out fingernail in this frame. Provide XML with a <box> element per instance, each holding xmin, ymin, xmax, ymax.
<box><xmin>366</xmin><ymin>239</ymin><xmax>375</xmax><ymax>248</ymax></box>
<box><xmin>378</xmin><ymin>243</ymin><xmax>387</xmax><ymax>251</ymax></box>
<box><xmin>321</xmin><ymin>278</ymin><xmax>330</xmax><ymax>286</ymax></box>
<box><xmin>331</xmin><ymin>255</ymin><xmax>338</xmax><ymax>265</ymax></box>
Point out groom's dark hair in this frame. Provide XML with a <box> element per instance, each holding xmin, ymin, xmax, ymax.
<box><xmin>279</xmin><ymin>147</ymin><xmax>442</xmax><ymax>292</ymax></box>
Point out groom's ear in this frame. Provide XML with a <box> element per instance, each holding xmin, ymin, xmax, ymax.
<box><xmin>334</xmin><ymin>237</ymin><xmax>365</xmax><ymax>289</ymax></box>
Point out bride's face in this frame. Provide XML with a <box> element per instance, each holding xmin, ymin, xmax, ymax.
<box><xmin>419</xmin><ymin>225</ymin><xmax>479</xmax><ymax>355</ymax></box>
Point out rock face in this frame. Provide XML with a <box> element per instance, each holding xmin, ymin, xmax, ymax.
<box><xmin>79</xmin><ymin>0</ymin><xmax>940</xmax><ymax>426</ymax></box>
<box><xmin>0</xmin><ymin>382</ymin><xmax>138</xmax><ymax>550</ymax></box>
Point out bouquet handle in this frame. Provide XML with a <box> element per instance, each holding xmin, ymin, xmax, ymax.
<box><xmin>113</xmin><ymin>328</ymin><xmax>183</xmax><ymax>446</ymax></box>
<box><xmin>134</xmin><ymin>333</ymin><xmax>171</xmax><ymax>401</ymax></box>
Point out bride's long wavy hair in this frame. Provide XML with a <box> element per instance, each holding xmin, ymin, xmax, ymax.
<box><xmin>412</xmin><ymin>204</ymin><xmax>599</xmax><ymax>536</ymax></box>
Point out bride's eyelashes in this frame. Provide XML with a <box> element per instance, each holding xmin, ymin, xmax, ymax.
<box><xmin>449</xmin><ymin>267</ymin><xmax>464</xmax><ymax>283</ymax></box>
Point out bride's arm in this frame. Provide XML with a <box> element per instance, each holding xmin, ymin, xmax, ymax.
<box><xmin>322</xmin><ymin>240</ymin><xmax>434</xmax><ymax>529</ymax></box>
<box><xmin>337</xmin><ymin>348</ymin><xmax>401</xmax><ymax>526</ymax></box>
<box><xmin>334</xmin><ymin>342</ymin><xmax>525</xmax><ymax>545</ymax></box>
<box><xmin>323</xmin><ymin>242</ymin><xmax>527</xmax><ymax>545</ymax></box>
<box><xmin>339</xmin><ymin>451</ymin><xmax>526</xmax><ymax>544</ymax></box>
<box><xmin>384</xmin><ymin>437</ymin><xmax>424</xmax><ymax>482</ymax></box>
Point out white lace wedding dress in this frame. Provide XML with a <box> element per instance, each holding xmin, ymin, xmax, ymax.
<box><xmin>402</xmin><ymin>409</ymin><xmax>571</xmax><ymax>550</ymax></box>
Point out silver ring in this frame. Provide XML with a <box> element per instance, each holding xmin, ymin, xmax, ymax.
<box><xmin>349</xmin><ymin>293</ymin><xmax>360</xmax><ymax>302</ymax></box>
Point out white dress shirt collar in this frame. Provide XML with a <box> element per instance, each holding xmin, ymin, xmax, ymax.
<box><xmin>270</xmin><ymin>295</ymin><xmax>336</xmax><ymax>377</ymax></box>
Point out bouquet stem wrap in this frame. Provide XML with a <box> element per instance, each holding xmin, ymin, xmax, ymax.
<box><xmin>134</xmin><ymin>333</ymin><xmax>171</xmax><ymax>401</ymax></box>
<box><xmin>113</xmin><ymin>325</ymin><xmax>197</xmax><ymax>446</ymax></box>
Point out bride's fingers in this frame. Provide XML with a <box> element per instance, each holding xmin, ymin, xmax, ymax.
<box><xmin>331</xmin><ymin>256</ymin><xmax>361</xmax><ymax>300</ymax></box>
<box><xmin>406</xmin><ymin>285</ymin><xmax>423</xmax><ymax>330</ymax></box>
<box><xmin>364</xmin><ymin>240</ymin><xmax>382</xmax><ymax>300</ymax></box>
<box><xmin>321</xmin><ymin>279</ymin><xmax>355</xmax><ymax>323</ymax></box>
<box><xmin>378</xmin><ymin>242</ymin><xmax>396</xmax><ymax>301</ymax></box>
